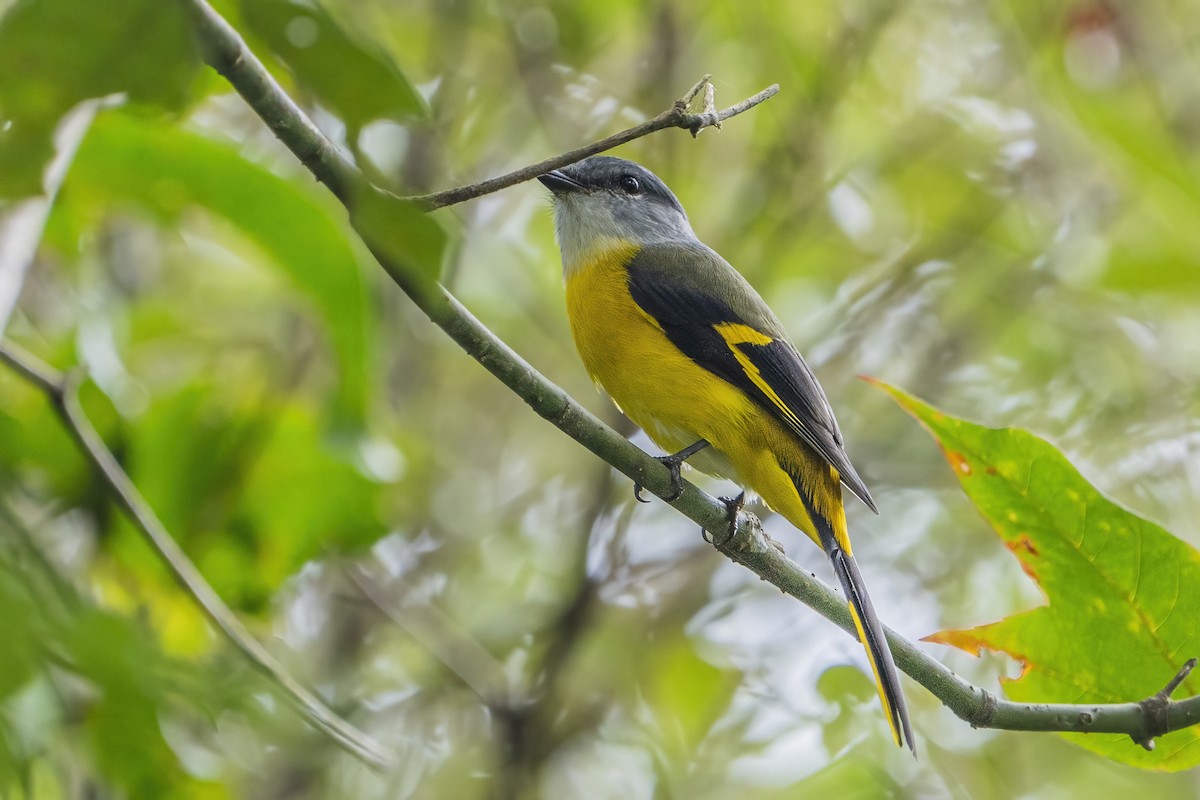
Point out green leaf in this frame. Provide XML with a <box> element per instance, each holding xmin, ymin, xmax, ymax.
<box><xmin>238</xmin><ymin>0</ymin><xmax>427</xmax><ymax>131</ymax></box>
<box><xmin>64</xmin><ymin>111</ymin><xmax>373</xmax><ymax>423</ymax></box>
<box><xmin>0</xmin><ymin>0</ymin><xmax>200</xmax><ymax>196</ymax></box>
<box><xmin>876</xmin><ymin>380</ymin><xmax>1200</xmax><ymax>770</ymax></box>
<box><xmin>73</xmin><ymin>612</ymin><xmax>188</xmax><ymax>795</ymax></box>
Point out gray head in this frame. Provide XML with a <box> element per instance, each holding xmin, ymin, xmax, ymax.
<box><xmin>538</xmin><ymin>156</ymin><xmax>696</xmax><ymax>274</ymax></box>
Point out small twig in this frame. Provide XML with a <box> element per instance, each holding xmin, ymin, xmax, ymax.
<box><xmin>1135</xmin><ymin>657</ymin><xmax>1199</xmax><ymax>750</ymax></box>
<box><xmin>0</xmin><ymin>341</ymin><xmax>394</xmax><ymax>771</ymax></box>
<box><xmin>701</xmin><ymin>80</ymin><xmax>720</xmax><ymax>131</ymax></box>
<box><xmin>677</xmin><ymin>73</ymin><xmax>712</xmax><ymax>107</ymax></box>
<box><xmin>407</xmin><ymin>76</ymin><xmax>779</xmax><ymax>210</ymax></box>
<box><xmin>1158</xmin><ymin>658</ymin><xmax>1197</xmax><ymax>700</ymax></box>
<box><xmin>0</xmin><ymin>342</ymin><xmax>63</xmax><ymax>393</ymax></box>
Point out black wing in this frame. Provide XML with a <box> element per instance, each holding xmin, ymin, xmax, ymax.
<box><xmin>627</xmin><ymin>244</ymin><xmax>876</xmax><ymax>513</ymax></box>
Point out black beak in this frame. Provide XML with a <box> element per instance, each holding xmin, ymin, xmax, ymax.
<box><xmin>537</xmin><ymin>169</ymin><xmax>585</xmax><ymax>195</ymax></box>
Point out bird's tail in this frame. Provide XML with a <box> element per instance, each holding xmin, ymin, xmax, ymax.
<box><xmin>805</xmin><ymin>509</ymin><xmax>914</xmax><ymax>754</ymax></box>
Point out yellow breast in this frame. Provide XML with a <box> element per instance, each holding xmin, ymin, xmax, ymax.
<box><xmin>563</xmin><ymin>242</ymin><xmax>751</xmax><ymax>461</ymax></box>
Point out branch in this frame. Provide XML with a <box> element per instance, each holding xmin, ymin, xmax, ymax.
<box><xmin>0</xmin><ymin>342</ymin><xmax>394</xmax><ymax>771</ymax></box>
<box><xmin>178</xmin><ymin>0</ymin><xmax>1200</xmax><ymax>751</ymax></box>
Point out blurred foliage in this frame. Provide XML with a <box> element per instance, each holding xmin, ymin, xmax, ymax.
<box><xmin>0</xmin><ymin>0</ymin><xmax>199</xmax><ymax>196</ymax></box>
<box><xmin>64</xmin><ymin>111</ymin><xmax>375</xmax><ymax>424</ymax></box>
<box><xmin>2</xmin><ymin>0</ymin><xmax>1200</xmax><ymax>797</ymax></box>
<box><xmin>884</xmin><ymin>381</ymin><xmax>1200</xmax><ymax>770</ymax></box>
<box><xmin>238</xmin><ymin>0</ymin><xmax>428</xmax><ymax>132</ymax></box>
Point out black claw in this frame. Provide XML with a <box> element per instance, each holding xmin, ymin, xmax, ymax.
<box><xmin>632</xmin><ymin>455</ymin><xmax>683</xmax><ymax>503</ymax></box>
<box><xmin>658</xmin><ymin>455</ymin><xmax>684</xmax><ymax>501</ymax></box>
<box><xmin>631</xmin><ymin>440</ymin><xmax>708</xmax><ymax>504</ymax></box>
<box><xmin>713</xmin><ymin>491</ymin><xmax>746</xmax><ymax>546</ymax></box>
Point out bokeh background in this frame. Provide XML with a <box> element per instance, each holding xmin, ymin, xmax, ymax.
<box><xmin>2</xmin><ymin>0</ymin><xmax>1199</xmax><ymax>797</ymax></box>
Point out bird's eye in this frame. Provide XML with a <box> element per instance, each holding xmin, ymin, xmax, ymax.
<box><xmin>619</xmin><ymin>175</ymin><xmax>641</xmax><ymax>195</ymax></box>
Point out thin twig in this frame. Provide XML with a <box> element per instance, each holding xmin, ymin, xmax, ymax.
<box><xmin>407</xmin><ymin>77</ymin><xmax>779</xmax><ymax>210</ymax></box>
<box><xmin>177</xmin><ymin>0</ymin><xmax>1200</xmax><ymax>750</ymax></box>
<box><xmin>0</xmin><ymin>341</ymin><xmax>394</xmax><ymax>771</ymax></box>
<box><xmin>1158</xmin><ymin>658</ymin><xmax>1197</xmax><ymax>700</ymax></box>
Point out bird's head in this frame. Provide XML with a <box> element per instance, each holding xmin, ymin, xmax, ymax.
<box><xmin>539</xmin><ymin>156</ymin><xmax>695</xmax><ymax>274</ymax></box>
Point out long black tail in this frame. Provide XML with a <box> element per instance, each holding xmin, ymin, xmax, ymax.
<box><xmin>824</xmin><ymin>540</ymin><xmax>915</xmax><ymax>753</ymax></box>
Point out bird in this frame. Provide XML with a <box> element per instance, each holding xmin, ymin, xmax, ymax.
<box><xmin>538</xmin><ymin>155</ymin><xmax>914</xmax><ymax>753</ymax></box>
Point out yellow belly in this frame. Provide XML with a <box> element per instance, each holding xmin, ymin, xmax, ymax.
<box><xmin>563</xmin><ymin>244</ymin><xmax>844</xmax><ymax>546</ymax></box>
<box><xmin>565</xmin><ymin>244</ymin><xmax>742</xmax><ymax>457</ymax></box>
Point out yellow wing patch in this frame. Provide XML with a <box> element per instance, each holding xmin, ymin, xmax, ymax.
<box><xmin>712</xmin><ymin>322</ymin><xmax>808</xmax><ymax>434</ymax></box>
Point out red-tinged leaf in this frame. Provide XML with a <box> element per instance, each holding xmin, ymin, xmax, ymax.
<box><xmin>874</xmin><ymin>379</ymin><xmax>1200</xmax><ymax>770</ymax></box>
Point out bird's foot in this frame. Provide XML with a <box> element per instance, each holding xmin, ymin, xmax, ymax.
<box><xmin>632</xmin><ymin>439</ymin><xmax>709</xmax><ymax>504</ymax></box>
<box><xmin>634</xmin><ymin>455</ymin><xmax>684</xmax><ymax>503</ymax></box>
<box><xmin>704</xmin><ymin>491</ymin><xmax>746</xmax><ymax>546</ymax></box>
